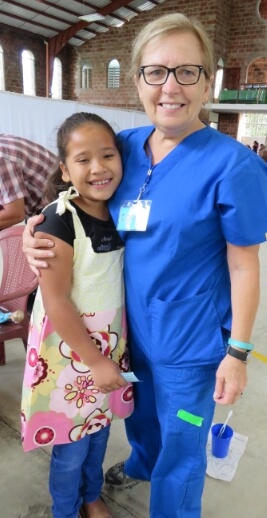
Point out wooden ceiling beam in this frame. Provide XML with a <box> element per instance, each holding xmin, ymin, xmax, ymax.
<box><xmin>5</xmin><ymin>0</ymin><xmax>146</xmax><ymax>96</ymax></box>
<box><xmin>48</xmin><ymin>0</ymin><xmax>135</xmax><ymax>56</ymax></box>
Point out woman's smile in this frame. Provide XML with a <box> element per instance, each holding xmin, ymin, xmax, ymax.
<box><xmin>160</xmin><ymin>102</ymin><xmax>184</xmax><ymax>109</ymax></box>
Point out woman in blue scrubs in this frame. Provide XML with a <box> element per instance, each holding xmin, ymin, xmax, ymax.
<box><xmin>23</xmin><ymin>13</ymin><xmax>267</xmax><ymax>518</ymax></box>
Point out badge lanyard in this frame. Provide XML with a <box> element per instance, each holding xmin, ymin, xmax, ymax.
<box><xmin>117</xmin><ymin>161</ymin><xmax>153</xmax><ymax>232</ymax></box>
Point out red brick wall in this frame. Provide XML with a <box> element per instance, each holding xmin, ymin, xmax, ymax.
<box><xmin>0</xmin><ymin>23</ymin><xmax>74</xmax><ymax>99</ymax></box>
<box><xmin>258</xmin><ymin>0</ymin><xmax>267</xmax><ymax>19</ymax></box>
<box><xmin>71</xmin><ymin>0</ymin><xmax>222</xmax><ymax>109</ymax></box>
<box><xmin>226</xmin><ymin>0</ymin><xmax>267</xmax><ymax>82</ymax></box>
<box><xmin>217</xmin><ymin>113</ymin><xmax>240</xmax><ymax>138</ymax></box>
<box><xmin>248</xmin><ymin>58</ymin><xmax>267</xmax><ymax>83</ymax></box>
<box><xmin>1</xmin><ymin>0</ymin><xmax>267</xmax><ymax>138</ymax></box>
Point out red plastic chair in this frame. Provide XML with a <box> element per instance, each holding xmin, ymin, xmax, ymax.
<box><xmin>0</xmin><ymin>225</ymin><xmax>38</xmax><ymax>365</ymax></box>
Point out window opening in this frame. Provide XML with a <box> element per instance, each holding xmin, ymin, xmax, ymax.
<box><xmin>22</xmin><ymin>50</ymin><xmax>36</xmax><ymax>96</ymax></box>
<box><xmin>51</xmin><ymin>58</ymin><xmax>62</xmax><ymax>99</ymax></box>
<box><xmin>108</xmin><ymin>59</ymin><xmax>120</xmax><ymax>88</ymax></box>
<box><xmin>0</xmin><ymin>45</ymin><xmax>5</xmax><ymax>90</ymax></box>
<box><xmin>82</xmin><ymin>64</ymin><xmax>92</xmax><ymax>88</ymax></box>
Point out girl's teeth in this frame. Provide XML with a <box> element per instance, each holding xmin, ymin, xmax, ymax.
<box><xmin>92</xmin><ymin>180</ymin><xmax>109</xmax><ymax>185</ymax></box>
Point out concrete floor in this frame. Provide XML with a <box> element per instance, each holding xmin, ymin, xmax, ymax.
<box><xmin>0</xmin><ymin>244</ymin><xmax>267</xmax><ymax>518</ymax></box>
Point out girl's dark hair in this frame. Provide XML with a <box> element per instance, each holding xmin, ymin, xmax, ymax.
<box><xmin>44</xmin><ymin>112</ymin><xmax>119</xmax><ymax>203</ymax></box>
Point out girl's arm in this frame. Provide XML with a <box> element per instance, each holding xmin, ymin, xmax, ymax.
<box><xmin>36</xmin><ymin>230</ymin><xmax>127</xmax><ymax>393</ymax></box>
<box><xmin>23</xmin><ymin>215</ymin><xmax>56</xmax><ymax>275</ymax></box>
<box><xmin>213</xmin><ymin>243</ymin><xmax>260</xmax><ymax>405</ymax></box>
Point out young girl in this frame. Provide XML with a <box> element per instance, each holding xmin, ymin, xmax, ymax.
<box><xmin>21</xmin><ymin>112</ymin><xmax>134</xmax><ymax>518</ymax></box>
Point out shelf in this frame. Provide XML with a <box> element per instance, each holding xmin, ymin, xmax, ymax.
<box><xmin>207</xmin><ymin>103</ymin><xmax>267</xmax><ymax>114</ymax></box>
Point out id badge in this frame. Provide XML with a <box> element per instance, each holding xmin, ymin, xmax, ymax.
<box><xmin>117</xmin><ymin>200</ymin><xmax>152</xmax><ymax>231</ymax></box>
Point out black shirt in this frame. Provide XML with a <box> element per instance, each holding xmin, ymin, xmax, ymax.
<box><xmin>35</xmin><ymin>200</ymin><xmax>124</xmax><ymax>254</ymax></box>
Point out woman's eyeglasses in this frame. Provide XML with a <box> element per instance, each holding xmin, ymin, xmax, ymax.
<box><xmin>139</xmin><ymin>65</ymin><xmax>206</xmax><ymax>86</ymax></box>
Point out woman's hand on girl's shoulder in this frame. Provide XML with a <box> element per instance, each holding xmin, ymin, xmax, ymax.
<box><xmin>23</xmin><ymin>214</ymin><xmax>55</xmax><ymax>276</ymax></box>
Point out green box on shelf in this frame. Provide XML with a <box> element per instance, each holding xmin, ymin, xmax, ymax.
<box><xmin>238</xmin><ymin>90</ymin><xmax>247</xmax><ymax>102</ymax></box>
<box><xmin>258</xmin><ymin>89</ymin><xmax>267</xmax><ymax>103</ymax></box>
<box><xmin>219</xmin><ymin>90</ymin><xmax>238</xmax><ymax>103</ymax></box>
<box><xmin>245</xmin><ymin>89</ymin><xmax>259</xmax><ymax>103</ymax></box>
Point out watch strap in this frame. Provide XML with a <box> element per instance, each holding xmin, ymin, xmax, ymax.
<box><xmin>227</xmin><ymin>345</ymin><xmax>250</xmax><ymax>363</ymax></box>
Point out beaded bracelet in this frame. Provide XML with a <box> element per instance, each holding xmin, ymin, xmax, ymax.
<box><xmin>228</xmin><ymin>337</ymin><xmax>254</xmax><ymax>351</ymax></box>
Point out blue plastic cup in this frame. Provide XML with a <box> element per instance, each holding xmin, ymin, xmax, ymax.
<box><xmin>211</xmin><ymin>423</ymin><xmax>234</xmax><ymax>458</ymax></box>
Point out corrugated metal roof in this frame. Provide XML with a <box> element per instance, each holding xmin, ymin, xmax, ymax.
<box><xmin>0</xmin><ymin>0</ymin><xmax>166</xmax><ymax>47</ymax></box>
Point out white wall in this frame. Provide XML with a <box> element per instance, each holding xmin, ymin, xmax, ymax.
<box><xmin>0</xmin><ymin>91</ymin><xmax>150</xmax><ymax>153</ymax></box>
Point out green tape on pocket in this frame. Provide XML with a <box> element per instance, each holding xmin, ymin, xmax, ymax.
<box><xmin>177</xmin><ymin>409</ymin><xmax>203</xmax><ymax>427</ymax></box>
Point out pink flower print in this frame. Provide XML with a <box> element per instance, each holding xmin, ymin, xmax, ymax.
<box><xmin>27</xmin><ymin>347</ymin><xmax>39</xmax><ymax>368</ymax></box>
<box><xmin>122</xmin><ymin>385</ymin><xmax>134</xmax><ymax>403</ymax></box>
<box><xmin>24</xmin><ymin>345</ymin><xmax>49</xmax><ymax>387</ymax></box>
<box><xmin>69</xmin><ymin>409</ymin><xmax>112</xmax><ymax>442</ymax></box>
<box><xmin>23</xmin><ymin>341</ymin><xmax>63</xmax><ymax>398</ymax></box>
<box><xmin>49</xmin><ymin>365</ymin><xmax>106</xmax><ymax>419</ymax></box>
<box><xmin>118</xmin><ymin>349</ymin><xmax>130</xmax><ymax>372</ymax></box>
<box><xmin>22</xmin><ymin>411</ymin><xmax>71</xmax><ymax>451</ymax></box>
<box><xmin>41</xmin><ymin>315</ymin><xmax>55</xmax><ymax>340</ymax></box>
<box><xmin>90</xmin><ymin>328</ymin><xmax>118</xmax><ymax>357</ymax></box>
<box><xmin>59</xmin><ymin>341</ymin><xmax>89</xmax><ymax>373</ymax></box>
<box><xmin>121</xmin><ymin>308</ymin><xmax>127</xmax><ymax>340</ymax></box>
<box><xmin>60</xmin><ymin>326</ymin><xmax>118</xmax><ymax>372</ymax></box>
<box><xmin>87</xmin><ymin>410</ymin><xmax>112</xmax><ymax>432</ymax></box>
<box><xmin>20</xmin><ymin>411</ymin><xmax>26</xmax><ymax>442</ymax></box>
<box><xmin>108</xmin><ymin>384</ymin><xmax>134</xmax><ymax>418</ymax></box>
<box><xmin>68</xmin><ymin>418</ymin><xmax>92</xmax><ymax>442</ymax></box>
<box><xmin>32</xmin><ymin>357</ymin><xmax>48</xmax><ymax>387</ymax></box>
<box><xmin>81</xmin><ymin>309</ymin><xmax>116</xmax><ymax>331</ymax></box>
<box><xmin>34</xmin><ymin>426</ymin><xmax>56</xmax><ymax>447</ymax></box>
<box><xmin>27</xmin><ymin>324</ymin><xmax>42</xmax><ymax>355</ymax></box>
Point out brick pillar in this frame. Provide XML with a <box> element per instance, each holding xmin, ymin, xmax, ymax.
<box><xmin>222</xmin><ymin>68</ymin><xmax>241</xmax><ymax>90</ymax></box>
<box><xmin>218</xmin><ymin>113</ymin><xmax>239</xmax><ymax>139</ymax></box>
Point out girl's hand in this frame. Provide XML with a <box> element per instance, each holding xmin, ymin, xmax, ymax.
<box><xmin>23</xmin><ymin>215</ymin><xmax>55</xmax><ymax>275</ymax></box>
<box><xmin>90</xmin><ymin>356</ymin><xmax>128</xmax><ymax>394</ymax></box>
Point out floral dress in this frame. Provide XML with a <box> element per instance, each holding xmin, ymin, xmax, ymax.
<box><xmin>21</xmin><ymin>189</ymin><xmax>133</xmax><ymax>452</ymax></box>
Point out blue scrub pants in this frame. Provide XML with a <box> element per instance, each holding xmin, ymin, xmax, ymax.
<box><xmin>124</xmin><ymin>345</ymin><xmax>217</xmax><ymax>518</ymax></box>
<box><xmin>49</xmin><ymin>425</ymin><xmax>110</xmax><ymax>518</ymax></box>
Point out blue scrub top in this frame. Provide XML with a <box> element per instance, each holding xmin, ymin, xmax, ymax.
<box><xmin>109</xmin><ymin>126</ymin><xmax>267</xmax><ymax>367</ymax></box>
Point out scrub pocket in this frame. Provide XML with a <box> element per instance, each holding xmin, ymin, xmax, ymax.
<box><xmin>150</xmin><ymin>290</ymin><xmax>226</xmax><ymax>366</ymax></box>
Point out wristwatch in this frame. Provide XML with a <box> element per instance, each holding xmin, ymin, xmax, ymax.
<box><xmin>227</xmin><ymin>345</ymin><xmax>250</xmax><ymax>364</ymax></box>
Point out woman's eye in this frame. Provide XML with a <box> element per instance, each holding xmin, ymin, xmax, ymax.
<box><xmin>182</xmin><ymin>68</ymin><xmax>195</xmax><ymax>77</ymax></box>
<box><xmin>149</xmin><ymin>68</ymin><xmax>164</xmax><ymax>77</ymax></box>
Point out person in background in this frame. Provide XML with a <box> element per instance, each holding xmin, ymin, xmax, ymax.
<box><xmin>21</xmin><ymin>112</ymin><xmax>133</xmax><ymax>518</ymax></box>
<box><xmin>252</xmin><ymin>139</ymin><xmax>259</xmax><ymax>153</ymax></box>
<box><xmin>0</xmin><ymin>134</ymin><xmax>56</xmax><ymax>230</ymax></box>
<box><xmin>22</xmin><ymin>13</ymin><xmax>267</xmax><ymax>518</ymax></box>
<box><xmin>258</xmin><ymin>143</ymin><xmax>266</xmax><ymax>157</ymax></box>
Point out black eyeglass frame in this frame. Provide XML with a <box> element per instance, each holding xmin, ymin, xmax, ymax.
<box><xmin>139</xmin><ymin>64</ymin><xmax>206</xmax><ymax>86</ymax></box>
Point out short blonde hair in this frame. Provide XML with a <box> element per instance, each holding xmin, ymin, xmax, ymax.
<box><xmin>131</xmin><ymin>13</ymin><xmax>214</xmax><ymax>79</ymax></box>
